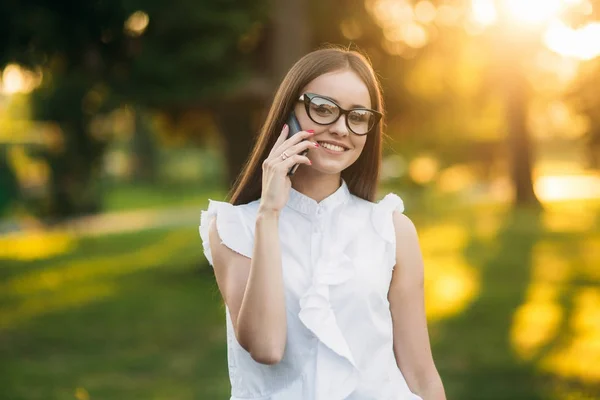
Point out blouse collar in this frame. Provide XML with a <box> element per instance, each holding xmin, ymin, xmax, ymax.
<box><xmin>287</xmin><ymin>179</ymin><xmax>351</xmax><ymax>216</ymax></box>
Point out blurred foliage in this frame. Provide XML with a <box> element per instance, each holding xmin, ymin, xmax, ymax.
<box><xmin>0</xmin><ymin>0</ymin><xmax>266</xmax><ymax>219</ymax></box>
<box><xmin>567</xmin><ymin>57</ymin><xmax>600</xmax><ymax>169</ymax></box>
<box><xmin>1</xmin><ymin>0</ymin><xmax>599</xmax><ymax>218</ymax></box>
<box><xmin>113</xmin><ymin>0</ymin><xmax>267</xmax><ymax>107</ymax></box>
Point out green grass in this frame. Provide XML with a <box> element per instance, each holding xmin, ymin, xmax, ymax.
<box><xmin>101</xmin><ymin>181</ymin><xmax>225</xmax><ymax>212</ymax></box>
<box><xmin>0</xmin><ymin>228</ymin><xmax>229</xmax><ymax>400</ymax></box>
<box><xmin>1</xmin><ymin>198</ymin><xmax>599</xmax><ymax>400</ymax></box>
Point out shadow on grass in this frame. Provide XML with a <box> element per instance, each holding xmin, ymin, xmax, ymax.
<box><xmin>433</xmin><ymin>203</ymin><xmax>600</xmax><ymax>400</ymax></box>
<box><xmin>2</xmin><ymin>199</ymin><xmax>598</xmax><ymax>400</ymax></box>
<box><xmin>0</xmin><ymin>227</ymin><xmax>232</xmax><ymax>400</ymax></box>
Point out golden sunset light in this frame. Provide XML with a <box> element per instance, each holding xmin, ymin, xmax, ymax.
<box><xmin>544</xmin><ymin>21</ymin><xmax>600</xmax><ymax>60</ymax></box>
<box><xmin>2</xmin><ymin>2</ymin><xmax>600</xmax><ymax>399</ymax></box>
<box><xmin>469</xmin><ymin>0</ymin><xmax>600</xmax><ymax>60</ymax></box>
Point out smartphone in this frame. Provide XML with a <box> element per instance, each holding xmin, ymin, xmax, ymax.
<box><xmin>285</xmin><ymin>111</ymin><xmax>309</xmax><ymax>176</ymax></box>
<box><xmin>286</xmin><ymin>110</ymin><xmax>302</xmax><ymax>139</ymax></box>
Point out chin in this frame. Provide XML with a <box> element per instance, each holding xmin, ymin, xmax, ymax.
<box><xmin>307</xmin><ymin>149</ymin><xmax>362</xmax><ymax>174</ymax></box>
<box><xmin>309</xmin><ymin>160</ymin><xmax>352</xmax><ymax>175</ymax></box>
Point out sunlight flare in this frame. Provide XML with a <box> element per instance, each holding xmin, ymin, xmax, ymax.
<box><xmin>469</xmin><ymin>0</ymin><xmax>600</xmax><ymax>60</ymax></box>
<box><xmin>505</xmin><ymin>0</ymin><xmax>563</xmax><ymax>25</ymax></box>
<box><xmin>0</xmin><ymin>64</ymin><xmax>42</xmax><ymax>94</ymax></box>
<box><xmin>544</xmin><ymin>21</ymin><xmax>600</xmax><ymax>60</ymax></box>
<box><xmin>534</xmin><ymin>174</ymin><xmax>600</xmax><ymax>202</ymax></box>
<box><xmin>471</xmin><ymin>0</ymin><xmax>497</xmax><ymax>26</ymax></box>
<box><xmin>414</xmin><ymin>1</ymin><xmax>437</xmax><ymax>24</ymax></box>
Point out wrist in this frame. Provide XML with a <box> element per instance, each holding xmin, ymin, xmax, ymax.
<box><xmin>257</xmin><ymin>206</ymin><xmax>281</xmax><ymax>220</ymax></box>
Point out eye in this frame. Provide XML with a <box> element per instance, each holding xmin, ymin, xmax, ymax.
<box><xmin>310</xmin><ymin>102</ymin><xmax>336</xmax><ymax>116</ymax></box>
<box><xmin>349</xmin><ymin>110</ymin><xmax>371</xmax><ymax>124</ymax></box>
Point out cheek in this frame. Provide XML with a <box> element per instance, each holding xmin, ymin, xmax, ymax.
<box><xmin>346</xmin><ymin>137</ymin><xmax>367</xmax><ymax>166</ymax></box>
<box><xmin>353</xmin><ymin>137</ymin><xmax>367</xmax><ymax>155</ymax></box>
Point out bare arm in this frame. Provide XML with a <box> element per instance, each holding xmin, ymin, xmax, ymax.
<box><xmin>388</xmin><ymin>211</ymin><xmax>446</xmax><ymax>399</ymax></box>
<box><xmin>208</xmin><ymin>208</ymin><xmax>286</xmax><ymax>365</ymax></box>
<box><xmin>207</xmin><ymin>125</ymin><xmax>317</xmax><ymax>365</ymax></box>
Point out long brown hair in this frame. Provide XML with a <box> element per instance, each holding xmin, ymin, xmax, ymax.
<box><xmin>229</xmin><ymin>46</ymin><xmax>385</xmax><ymax>205</ymax></box>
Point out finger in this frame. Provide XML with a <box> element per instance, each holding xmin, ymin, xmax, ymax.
<box><xmin>269</xmin><ymin>124</ymin><xmax>289</xmax><ymax>157</ymax></box>
<box><xmin>273</xmin><ymin>129</ymin><xmax>314</xmax><ymax>156</ymax></box>
<box><xmin>277</xmin><ymin>154</ymin><xmax>312</xmax><ymax>169</ymax></box>
<box><xmin>284</xmin><ymin>139</ymin><xmax>319</xmax><ymax>156</ymax></box>
<box><xmin>269</xmin><ymin>141</ymin><xmax>315</xmax><ymax>168</ymax></box>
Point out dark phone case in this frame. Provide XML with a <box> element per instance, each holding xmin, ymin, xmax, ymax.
<box><xmin>285</xmin><ymin>111</ymin><xmax>308</xmax><ymax>176</ymax></box>
<box><xmin>286</xmin><ymin>111</ymin><xmax>302</xmax><ymax>139</ymax></box>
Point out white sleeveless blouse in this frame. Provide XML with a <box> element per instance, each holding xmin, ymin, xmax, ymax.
<box><xmin>199</xmin><ymin>180</ymin><xmax>423</xmax><ymax>400</ymax></box>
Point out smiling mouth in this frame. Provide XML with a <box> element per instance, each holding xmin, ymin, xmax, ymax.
<box><xmin>317</xmin><ymin>141</ymin><xmax>349</xmax><ymax>152</ymax></box>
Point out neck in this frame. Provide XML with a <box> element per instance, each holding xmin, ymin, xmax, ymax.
<box><xmin>290</xmin><ymin>168</ymin><xmax>342</xmax><ymax>203</ymax></box>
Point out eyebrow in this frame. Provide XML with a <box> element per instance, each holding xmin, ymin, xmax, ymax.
<box><xmin>325</xmin><ymin>94</ymin><xmax>369</xmax><ymax>109</ymax></box>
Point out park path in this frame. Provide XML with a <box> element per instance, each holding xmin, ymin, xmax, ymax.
<box><xmin>0</xmin><ymin>205</ymin><xmax>202</xmax><ymax>239</ymax></box>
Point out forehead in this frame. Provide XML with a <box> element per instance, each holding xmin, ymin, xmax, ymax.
<box><xmin>301</xmin><ymin>69</ymin><xmax>371</xmax><ymax>109</ymax></box>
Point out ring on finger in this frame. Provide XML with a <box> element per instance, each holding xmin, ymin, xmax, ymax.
<box><xmin>281</xmin><ymin>151</ymin><xmax>289</xmax><ymax>161</ymax></box>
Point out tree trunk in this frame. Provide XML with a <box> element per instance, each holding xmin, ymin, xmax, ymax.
<box><xmin>131</xmin><ymin>107</ymin><xmax>158</xmax><ymax>183</ymax></box>
<box><xmin>493</xmin><ymin>22</ymin><xmax>541</xmax><ymax>209</ymax></box>
<box><xmin>0</xmin><ymin>148</ymin><xmax>19</xmax><ymax>215</ymax></box>
<box><xmin>214</xmin><ymin>0</ymin><xmax>311</xmax><ymax>185</ymax></box>
<box><xmin>585</xmin><ymin>121</ymin><xmax>600</xmax><ymax>170</ymax></box>
<box><xmin>272</xmin><ymin>0</ymin><xmax>311</xmax><ymax>80</ymax></box>
<box><xmin>214</xmin><ymin>102</ymin><xmax>259</xmax><ymax>187</ymax></box>
<box><xmin>46</xmin><ymin>117</ymin><xmax>105</xmax><ymax>221</ymax></box>
<box><xmin>503</xmin><ymin>65</ymin><xmax>541</xmax><ymax>207</ymax></box>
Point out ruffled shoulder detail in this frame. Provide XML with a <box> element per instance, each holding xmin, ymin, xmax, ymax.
<box><xmin>371</xmin><ymin>193</ymin><xmax>405</xmax><ymax>244</ymax></box>
<box><xmin>199</xmin><ymin>200</ymin><xmax>254</xmax><ymax>267</ymax></box>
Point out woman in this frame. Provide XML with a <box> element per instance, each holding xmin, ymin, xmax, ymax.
<box><xmin>199</xmin><ymin>47</ymin><xmax>446</xmax><ymax>400</ymax></box>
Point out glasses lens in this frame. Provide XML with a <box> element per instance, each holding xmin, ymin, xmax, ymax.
<box><xmin>348</xmin><ymin>110</ymin><xmax>376</xmax><ymax>135</ymax></box>
<box><xmin>308</xmin><ymin>97</ymin><xmax>339</xmax><ymax>125</ymax></box>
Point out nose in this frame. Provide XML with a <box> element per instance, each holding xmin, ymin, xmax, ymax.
<box><xmin>329</xmin><ymin>114</ymin><xmax>350</xmax><ymax>137</ymax></box>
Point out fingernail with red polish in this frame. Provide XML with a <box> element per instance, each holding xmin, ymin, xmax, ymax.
<box><xmin>314</xmin><ymin>142</ymin><xmax>319</xmax><ymax>147</ymax></box>
<box><xmin>283</xmin><ymin>124</ymin><xmax>288</xmax><ymax>130</ymax></box>
<box><xmin>306</xmin><ymin>130</ymin><xmax>314</xmax><ymax>134</ymax></box>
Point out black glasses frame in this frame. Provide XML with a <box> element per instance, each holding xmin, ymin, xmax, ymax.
<box><xmin>299</xmin><ymin>93</ymin><xmax>383</xmax><ymax>135</ymax></box>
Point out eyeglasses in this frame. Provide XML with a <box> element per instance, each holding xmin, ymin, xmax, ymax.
<box><xmin>299</xmin><ymin>93</ymin><xmax>382</xmax><ymax>136</ymax></box>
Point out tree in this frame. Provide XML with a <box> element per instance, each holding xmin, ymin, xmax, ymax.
<box><xmin>0</xmin><ymin>0</ymin><xmax>266</xmax><ymax>218</ymax></box>
<box><xmin>0</xmin><ymin>0</ymin><xmax>130</xmax><ymax>217</ymax></box>
<box><xmin>490</xmin><ymin>22</ymin><xmax>541</xmax><ymax>207</ymax></box>
<box><xmin>0</xmin><ymin>151</ymin><xmax>19</xmax><ymax>216</ymax></box>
